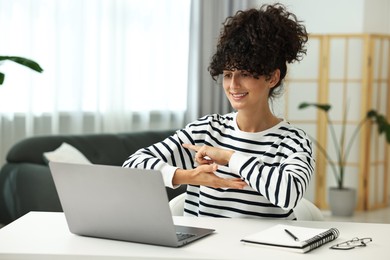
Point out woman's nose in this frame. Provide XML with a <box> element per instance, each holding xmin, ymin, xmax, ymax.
<box><xmin>229</xmin><ymin>75</ymin><xmax>240</xmax><ymax>89</ymax></box>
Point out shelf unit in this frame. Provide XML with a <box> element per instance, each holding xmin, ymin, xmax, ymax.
<box><xmin>283</xmin><ymin>34</ymin><xmax>390</xmax><ymax>211</ymax></box>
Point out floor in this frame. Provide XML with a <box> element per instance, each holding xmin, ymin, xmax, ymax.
<box><xmin>321</xmin><ymin>206</ymin><xmax>390</xmax><ymax>223</ymax></box>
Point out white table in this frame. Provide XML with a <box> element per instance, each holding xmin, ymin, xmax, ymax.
<box><xmin>0</xmin><ymin>212</ymin><xmax>388</xmax><ymax>260</ymax></box>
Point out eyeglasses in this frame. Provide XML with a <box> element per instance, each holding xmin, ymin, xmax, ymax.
<box><xmin>330</xmin><ymin>237</ymin><xmax>373</xmax><ymax>250</ymax></box>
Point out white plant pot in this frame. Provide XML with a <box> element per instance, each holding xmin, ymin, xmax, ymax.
<box><xmin>328</xmin><ymin>187</ymin><xmax>356</xmax><ymax>217</ymax></box>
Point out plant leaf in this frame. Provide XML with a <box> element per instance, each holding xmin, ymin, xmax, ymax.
<box><xmin>298</xmin><ymin>102</ymin><xmax>331</xmax><ymax>112</ymax></box>
<box><xmin>298</xmin><ymin>102</ymin><xmax>310</xmax><ymax>109</ymax></box>
<box><xmin>316</xmin><ymin>104</ymin><xmax>332</xmax><ymax>112</ymax></box>
<box><xmin>0</xmin><ymin>72</ymin><xmax>4</xmax><ymax>85</ymax></box>
<box><xmin>368</xmin><ymin>110</ymin><xmax>390</xmax><ymax>143</ymax></box>
<box><xmin>0</xmin><ymin>56</ymin><xmax>43</xmax><ymax>73</ymax></box>
<box><xmin>366</xmin><ymin>110</ymin><xmax>377</xmax><ymax>119</ymax></box>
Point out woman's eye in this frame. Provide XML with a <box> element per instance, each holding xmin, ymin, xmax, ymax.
<box><xmin>223</xmin><ymin>73</ymin><xmax>232</xmax><ymax>78</ymax></box>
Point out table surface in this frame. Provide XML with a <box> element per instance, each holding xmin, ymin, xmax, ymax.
<box><xmin>0</xmin><ymin>212</ymin><xmax>389</xmax><ymax>260</ymax></box>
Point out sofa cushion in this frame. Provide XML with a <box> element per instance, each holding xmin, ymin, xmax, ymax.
<box><xmin>0</xmin><ymin>163</ymin><xmax>63</xmax><ymax>224</ymax></box>
<box><xmin>43</xmin><ymin>143</ymin><xmax>92</xmax><ymax>164</ymax></box>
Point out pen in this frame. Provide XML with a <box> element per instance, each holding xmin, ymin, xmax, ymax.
<box><xmin>284</xmin><ymin>229</ymin><xmax>299</xmax><ymax>241</ymax></box>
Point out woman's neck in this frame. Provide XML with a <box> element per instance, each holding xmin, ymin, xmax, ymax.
<box><xmin>236</xmin><ymin>110</ymin><xmax>281</xmax><ymax>133</ymax></box>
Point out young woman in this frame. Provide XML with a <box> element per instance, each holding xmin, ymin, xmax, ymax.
<box><xmin>123</xmin><ymin>3</ymin><xmax>314</xmax><ymax>219</ymax></box>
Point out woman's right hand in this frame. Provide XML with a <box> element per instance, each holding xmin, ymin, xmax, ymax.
<box><xmin>172</xmin><ymin>164</ymin><xmax>246</xmax><ymax>189</ymax></box>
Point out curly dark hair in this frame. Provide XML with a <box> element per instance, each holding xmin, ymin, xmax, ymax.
<box><xmin>208</xmin><ymin>3</ymin><xmax>308</xmax><ymax>98</ymax></box>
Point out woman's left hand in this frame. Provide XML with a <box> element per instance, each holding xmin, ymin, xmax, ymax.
<box><xmin>182</xmin><ymin>143</ymin><xmax>234</xmax><ymax>166</ymax></box>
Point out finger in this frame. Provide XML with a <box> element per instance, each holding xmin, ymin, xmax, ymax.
<box><xmin>182</xmin><ymin>143</ymin><xmax>200</xmax><ymax>152</ymax></box>
<box><xmin>200</xmin><ymin>159</ymin><xmax>214</xmax><ymax>165</ymax></box>
<box><xmin>198</xmin><ymin>163</ymin><xmax>218</xmax><ymax>172</ymax></box>
<box><xmin>226</xmin><ymin>182</ymin><xmax>246</xmax><ymax>189</ymax></box>
<box><xmin>195</xmin><ymin>153</ymin><xmax>214</xmax><ymax>165</ymax></box>
<box><xmin>223</xmin><ymin>178</ymin><xmax>247</xmax><ymax>189</ymax></box>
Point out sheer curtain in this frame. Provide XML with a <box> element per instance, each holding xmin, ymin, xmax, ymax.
<box><xmin>0</xmin><ymin>0</ymin><xmax>190</xmax><ymax>165</ymax></box>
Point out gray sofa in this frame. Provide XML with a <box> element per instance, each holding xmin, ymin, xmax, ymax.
<box><xmin>0</xmin><ymin>130</ymin><xmax>186</xmax><ymax>225</ymax></box>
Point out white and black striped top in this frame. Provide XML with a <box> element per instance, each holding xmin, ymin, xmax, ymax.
<box><xmin>123</xmin><ymin>112</ymin><xmax>314</xmax><ymax>220</ymax></box>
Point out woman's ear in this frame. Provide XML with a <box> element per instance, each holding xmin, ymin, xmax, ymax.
<box><xmin>269</xmin><ymin>69</ymin><xmax>281</xmax><ymax>89</ymax></box>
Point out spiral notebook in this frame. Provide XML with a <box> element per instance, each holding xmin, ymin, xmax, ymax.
<box><xmin>241</xmin><ymin>224</ymin><xmax>340</xmax><ymax>253</ymax></box>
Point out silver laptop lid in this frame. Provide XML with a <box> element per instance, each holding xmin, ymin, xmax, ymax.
<box><xmin>49</xmin><ymin>162</ymin><xmax>182</xmax><ymax>247</ymax></box>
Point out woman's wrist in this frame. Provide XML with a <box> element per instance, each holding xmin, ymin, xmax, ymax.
<box><xmin>172</xmin><ymin>168</ymin><xmax>189</xmax><ymax>186</ymax></box>
<box><xmin>225</xmin><ymin>150</ymin><xmax>234</xmax><ymax>163</ymax></box>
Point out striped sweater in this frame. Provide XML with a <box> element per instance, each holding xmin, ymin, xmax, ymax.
<box><xmin>123</xmin><ymin>112</ymin><xmax>314</xmax><ymax>219</ymax></box>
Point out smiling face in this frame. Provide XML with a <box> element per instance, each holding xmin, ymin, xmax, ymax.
<box><xmin>222</xmin><ymin>69</ymin><xmax>278</xmax><ymax>114</ymax></box>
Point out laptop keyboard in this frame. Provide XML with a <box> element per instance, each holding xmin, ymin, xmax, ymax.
<box><xmin>176</xmin><ymin>232</ymin><xmax>195</xmax><ymax>241</ymax></box>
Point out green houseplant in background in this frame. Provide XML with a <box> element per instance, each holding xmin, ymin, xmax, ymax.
<box><xmin>298</xmin><ymin>102</ymin><xmax>390</xmax><ymax>216</ymax></box>
<box><xmin>0</xmin><ymin>56</ymin><xmax>43</xmax><ymax>85</ymax></box>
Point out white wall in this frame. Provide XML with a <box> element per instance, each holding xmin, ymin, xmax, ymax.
<box><xmin>261</xmin><ymin>0</ymin><xmax>390</xmax><ymax>34</ymax></box>
<box><xmin>363</xmin><ymin>0</ymin><xmax>390</xmax><ymax>33</ymax></box>
<box><xmin>281</xmin><ymin>0</ymin><xmax>365</xmax><ymax>34</ymax></box>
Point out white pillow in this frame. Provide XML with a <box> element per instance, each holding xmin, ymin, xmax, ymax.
<box><xmin>43</xmin><ymin>142</ymin><xmax>92</xmax><ymax>164</ymax></box>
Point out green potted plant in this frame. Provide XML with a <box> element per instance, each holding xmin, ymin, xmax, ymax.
<box><xmin>298</xmin><ymin>102</ymin><xmax>390</xmax><ymax>216</ymax></box>
<box><xmin>0</xmin><ymin>56</ymin><xmax>43</xmax><ymax>85</ymax></box>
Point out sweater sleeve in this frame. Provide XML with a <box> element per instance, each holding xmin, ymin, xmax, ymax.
<box><xmin>229</xmin><ymin>143</ymin><xmax>314</xmax><ymax>210</ymax></box>
<box><xmin>122</xmin><ymin>129</ymin><xmax>195</xmax><ymax>188</ymax></box>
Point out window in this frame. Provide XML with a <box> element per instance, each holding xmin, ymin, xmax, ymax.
<box><xmin>0</xmin><ymin>0</ymin><xmax>191</xmax><ymax>115</ymax></box>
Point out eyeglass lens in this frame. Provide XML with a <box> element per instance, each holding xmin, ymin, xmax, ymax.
<box><xmin>330</xmin><ymin>237</ymin><xmax>372</xmax><ymax>250</ymax></box>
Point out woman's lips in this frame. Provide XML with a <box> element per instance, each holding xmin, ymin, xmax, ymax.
<box><xmin>230</xmin><ymin>92</ymin><xmax>248</xmax><ymax>100</ymax></box>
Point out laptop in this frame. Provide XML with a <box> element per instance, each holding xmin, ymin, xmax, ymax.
<box><xmin>49</xmin><ymin>161</ymin><xmax>215</xmax><ymax>247</ymax></box>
